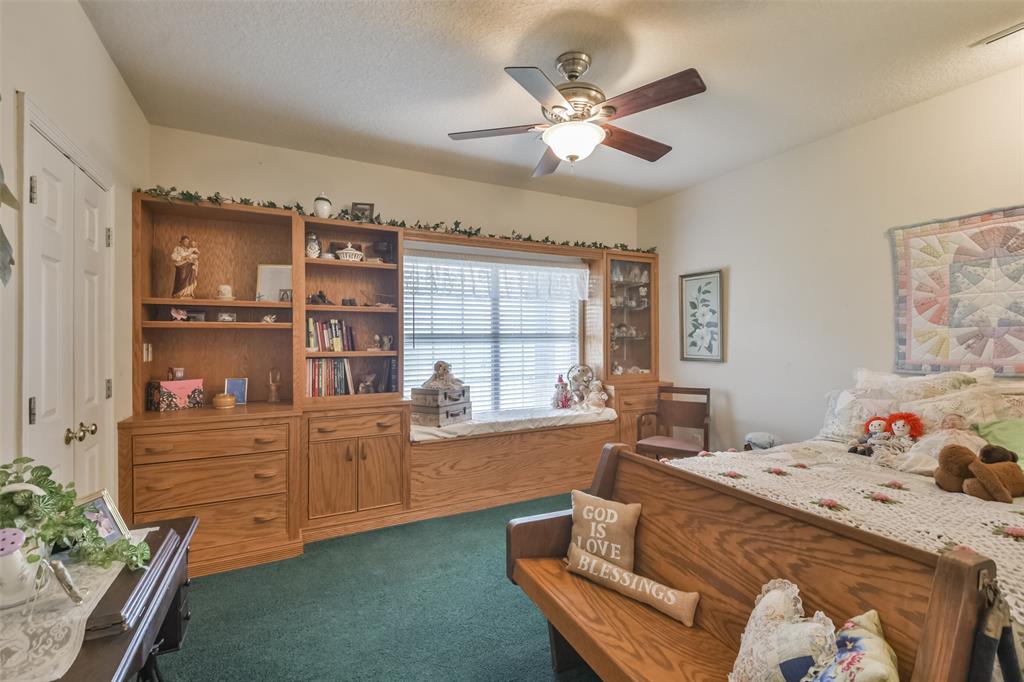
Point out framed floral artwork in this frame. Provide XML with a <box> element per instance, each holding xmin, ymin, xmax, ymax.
<box><xmin>680</xmin><ymin>270</ymin><xmax>724</xmax><ymax>362</ymax></box>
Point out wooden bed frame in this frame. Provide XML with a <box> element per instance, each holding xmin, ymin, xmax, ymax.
<box><xmin>507</xmin><ymin>443</ymin><xmax>995</xmax><ymax>681</ymax></box>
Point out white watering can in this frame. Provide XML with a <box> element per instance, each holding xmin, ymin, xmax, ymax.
<box><xmin>0</xmin><ymin>483</ymin><xmax>48</xmax><ymax>609</ymax></box>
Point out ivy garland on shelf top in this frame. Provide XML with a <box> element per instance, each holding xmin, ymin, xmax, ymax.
<box><xmin>139</xmin><ymin>186</ymin><xmax>656</xmax><ymax>254</ymax></box>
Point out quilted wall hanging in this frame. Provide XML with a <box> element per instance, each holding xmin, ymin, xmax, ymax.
<box><xmin>889</xmin><ymin>205</ymin><xmax>1024</xmax><ymax>376</ymax></box>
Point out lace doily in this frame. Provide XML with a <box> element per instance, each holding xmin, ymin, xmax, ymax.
<box><xmin>667</xmin><ymin>444</ymin><xmax>1024</xmax><ymax>679</ymax></box>
<box><xmin>0</xmin><ymin>528</ymin><xmax>153</xmax><ymax>682</ymax></box>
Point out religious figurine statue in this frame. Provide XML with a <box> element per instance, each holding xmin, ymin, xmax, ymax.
<box><xmin>421</xmin><ymin>361</ymin><xmax>464</xmax><ymax>390</ymax></box>
<box><xmin>171</xmin><ymin>235</ymin><xmax>200</xmax><ymax>298</ymax></box>
<box><xmin>357</xmin><ymin>373</ymin><xmax>377</xmax><ymax>394</ymax></box>
<box><xmin>267</xmin><ymin>368</ymin><xmax>281</xmax><ymax>403</ymax></box>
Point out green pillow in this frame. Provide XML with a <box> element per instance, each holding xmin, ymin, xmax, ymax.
<box><xmin>974</xmin><ymin>420</ymin><xmax>1024</xmax><ymax>470</ymax></box>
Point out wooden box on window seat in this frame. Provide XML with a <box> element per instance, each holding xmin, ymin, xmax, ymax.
<box><xmin>507</xmin><ymin>444</ymin><xmax>994</xmax><ymax>681</ymax></box>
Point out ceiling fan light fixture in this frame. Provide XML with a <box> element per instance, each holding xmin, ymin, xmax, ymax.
<box><xmin>541</xmin><ymin>121</ymin><xmax>606</xmax><ymax>164</ymax></box>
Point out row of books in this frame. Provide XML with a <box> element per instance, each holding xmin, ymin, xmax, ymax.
<box><xmin>305</xmin><ymin>357</ymin><xmax>400</xmax><ymax>397</ymax></box>
<box><xmin>307</xmin><ymin>317</ymin><xmax>356</xmax><ymax>352</ymax></box>
<box><xmin>306</xmin><ymin>358</ymin><xmax>354</xmax><ymax>397</ymax></box>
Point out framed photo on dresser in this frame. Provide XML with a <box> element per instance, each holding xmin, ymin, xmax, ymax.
<box><xmin>680</xmin><ymin>269</ymin><xmax>724</xmax><ymax>362</ymax></box>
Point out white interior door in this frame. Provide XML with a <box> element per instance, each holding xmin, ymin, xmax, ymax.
<box><xmin>72</xmin><ymin>167</ymin><xmax>110</xmax><ymax>494</ymax></box>
<box><xmin>22</xmin><ymin>128</ymin><xmax>75</xmax><ymax>482</ymax></box>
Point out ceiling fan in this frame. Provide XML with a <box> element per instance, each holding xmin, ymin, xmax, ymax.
<box><xmin>449</xmin><ymin>51</ymin><xmax>706</xmax><ymax>177</ymax></box>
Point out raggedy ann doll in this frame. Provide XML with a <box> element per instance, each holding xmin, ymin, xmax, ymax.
<box><xmin>848</xmin><ymin>416</ymin><xmax>890</xmax><ymax>457</ymax></box>
<box><xmin>871</xmin><ymin>412</ymin><xmax>924</xmax><ymax>464</ymax></box>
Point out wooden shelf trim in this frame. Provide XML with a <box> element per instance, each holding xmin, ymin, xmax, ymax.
<box><xmin>305</xmin><ymin>350</ymin><xmax>399</xmax><ymax>358</ymax></box>
<box><xmin>306</xmin><ymin>305</ymin><xmax>398</xmax><ymax>314</ymax></box>
<box><xmin>304</xmin><ymin>258</ymin><xmax>398</xmax><ymax>270</ymax></box>
<box><xmin>143</xmin><ymin>297</ymin><xmax>293</xmax><ymax>309</ymax></box>
<box><xmin>142</xmin><ymin>321</ymin><xmax>293</xmax><ymax>330</ymax></box>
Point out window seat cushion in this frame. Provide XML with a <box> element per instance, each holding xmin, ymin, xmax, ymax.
<box><xmin>410</xmin><ymin>407</ymin><xmax>618</xmax><ymax>443</ymax></box>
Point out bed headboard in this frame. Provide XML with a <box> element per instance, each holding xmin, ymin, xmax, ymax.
<box><xmin>592</xmin><ymin>444</ymin><xmax>995</xmax><ymax>681</ymax></box>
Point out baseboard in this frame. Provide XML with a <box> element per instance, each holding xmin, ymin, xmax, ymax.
<box><xmin>188</xmin><ymin>540</ymin><xmax>304</xmax><ymax>577</ymax></box>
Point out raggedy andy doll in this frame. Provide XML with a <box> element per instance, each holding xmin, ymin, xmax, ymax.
<box><xmin>871</xmin><ymin>412</ymin><xmax>924</xmax><ymax>462</ymax></box>
<box><xmin>848</xmin><ymin>416</ymin><xmax>889</xmax><ymax>457</ymax></box>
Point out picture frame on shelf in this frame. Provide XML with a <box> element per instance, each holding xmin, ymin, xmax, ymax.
<box><xmin>186</xmin><ymin>310</ymin><xmax>206</xmax><ymax>322</ymax></box>
<box><xmin>351</xmin><ymin>202</ymin><xmax>375</xmax><ymax>222</ymax></box>
<box><xmin>76</xmin><ymin>489</ymin><xmax>130</xmax><ymax>546</ymax></box>
<box><xmin>680</xmin><ymin>269</ymin><xmax>724</xmax><ymax>362</ymax></box>
<box><xmin>256</xmin><ymin>264</ymin><xmax>292</xmax><ymax>302</ymax></box>
<box><xmin>216</xmin><ymin>312</ymin><xmax>237</xmax><ymax>322</ymax></box>
<box><xmin>225</xmin><ymin>377</ymin><xmax>248</xmax><ymax>405</ymax></box>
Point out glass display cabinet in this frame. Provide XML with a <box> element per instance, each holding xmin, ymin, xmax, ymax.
<box><xmin>605</xmin><ymin>253</ymin><xmax>658</xmax><ymax>382</ymax></box>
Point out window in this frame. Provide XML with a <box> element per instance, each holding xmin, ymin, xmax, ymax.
<box><xmin>403</xmin><ymin>249</ymin><xmax>589</xmax><ymax>414</ymax></box>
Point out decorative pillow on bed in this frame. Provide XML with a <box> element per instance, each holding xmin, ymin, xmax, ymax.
<box><xmin>729</xmin><ymin>579</ymin><xmax>836</xmax><ymax>682</ymax></box>
<box><xmin>804</xmin><ymin>610</ymin><xmax>898</xmax><ymax>682</ymax></box>
<box><xmin>974</xmin><ymin>420</ymin><xmax>1024</xmax><ymax>467</ymax></box>
<box><xmin>565</xmin><ymin>544</ymin><xmax>700</xmax><ymax>626</ymax></box>
<box><xmin>570</xmin><ymin>489</ymin><xmax>641</xmax><ymax>571</ymax></box>
<box><xmin>898</xmin><ymin>385</ymin><xmax>1004</xmax><ymax>433</ymax></box>
<box><xmin>882</xmin><ymin>367</ymin><xmax>994</xmax><ymax>402</ymax></box>
<box><xmin>817</xmin><ymin>390</ymin><xmax>895</xmax><ymax>443</ymax></box>
<box><xmin>889</xmin><ymin>429</ymin><xmax>989</xmax><ymax>475</ymax></box>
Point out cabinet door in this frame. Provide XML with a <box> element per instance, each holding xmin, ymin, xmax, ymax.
<box><xmin>358</xmin><ymin>435</ymin><xmax>404</xmax><ymax>510</ymax></box>
<box><xmin>308</xmin><ymin>439</ymin><xmax>358</xmax><ymax>518</ymax></box>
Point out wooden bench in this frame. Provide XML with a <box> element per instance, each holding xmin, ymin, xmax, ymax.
<box><xmin>507</xmin><ymin>444</ymin><xmax>995</xmax><ymax>681</ymax></box>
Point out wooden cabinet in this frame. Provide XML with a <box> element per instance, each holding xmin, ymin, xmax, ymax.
<box><xmin>304</xmin><ymin>406</ymin><xmax>410</xmax><ymax>530</ymax></box>
<box><xmin>609</xmin><ymin>383</ymin><xmax>661</xmax><ymax>450</ymax></box>
<box><xmin>118</xmin><ymin>407</ymin><xmax>303</xmax><ymax>576</ymax></box>
<box><xmin>604</xmin><ymin>252</ymin><xmax>658</xmax><ymax>383</ymax></box>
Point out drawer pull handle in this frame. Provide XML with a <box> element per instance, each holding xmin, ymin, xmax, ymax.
<box><xmin>147</xmin><ymin>484</ymin><xmax>173</xmax><ymax>491</ymax></box>
<box><xmin>317</xmin><ymin>427</ymin><xmax>338</xmax><ymax>434</ymax></box>
<box><xmin>376</xmin><ymin>420</ymin><xmax>394</xmax><ymax>428</ymax></box>
<box><xmin>253</xmin><ymin>515</ymin><xmax>279</xmax><ymax>524</ymax></box>
<box><xmin>253</xmin><ymin>471</ymin><xmax>277</xmax><ymax>479</ymax></box>
<box><xmin>143</xmin><ymin>446</ymin><xmax>174</xmax><ymax>454</ymax></box>
<box><xmin>254</xmin><ymin>437</ymin><xmax>277</xmax><ymax>445</ymax></box>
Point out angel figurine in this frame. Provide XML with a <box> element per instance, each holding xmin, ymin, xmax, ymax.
<box><xmin>267</xmin><ymin>368</ymin><xmax>281</xmax><ymax>403</ymax></box>
<box><xmin>171</xmin><ymin>235</ymin><xmax>200</xmax><ymax>298</ymax></box>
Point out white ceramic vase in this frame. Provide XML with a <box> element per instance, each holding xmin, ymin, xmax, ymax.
<box><xmin>0</xmin><ymin>532</ymin><xmax>49</xmax><ymax>610</ymax></box>
<box><xmin>313</xmin><ymin>194</ymin><xmax>332</xmax><ymax>219</ymax></box>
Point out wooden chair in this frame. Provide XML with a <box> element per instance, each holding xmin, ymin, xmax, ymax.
<box><xmin>635</xmin><ymin>387</ymin><xmax>710</xmax><ymax>459</ymax></box>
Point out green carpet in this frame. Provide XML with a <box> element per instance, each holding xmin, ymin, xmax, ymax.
<box><xmin>160</xmin><ymin>495</ymin><xmax>600</xmax><ymax>681</ymax></box>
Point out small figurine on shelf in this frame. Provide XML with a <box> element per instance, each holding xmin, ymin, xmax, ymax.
<box><xmin>170</xmin><ymin>307</ymin><xmax>188</xmax><ymax>321</ymax></box>
<box><xmin>267</xmin><ymin>368</ymin><xmax>281</xmax><ymax>403</ymax></box>
<box><xmin>421</xmin><ymin>361</ymin><xmax>463</xmax><ymax>390</ymax></box>
<box><xmin>357</xmin><ymin>373</ymin><xmax>377</xmax><ymax>394</ymax></box>
<box><xmin>170</xmin><ymin>235</ymin><xmax>199</xmax><ymax>298</ymax></box>
<box><xmin>380</xmin><ymin>335</ymin><xmax>394</xmax><ymax>351</ymax></box>
<box><xmin>305</xmin><ymin>232</ymin><xmax>321</xmax><ymax>259</ymax></box>
<box><xmin>308</xmin><ymin>291</ymin><xmax>334</xmax><ymax>305</ymax></box>
<box><xmin>262</xmin><ymin>314</ymin><xmax>278</xmax><ymax>323</ymax></box>
<box><xmin>583</xmin><ymin>380</ymin><xmax>608</xmax><ymax>410</ymax></box>
<box><xmin>312</xmin><ymin>194</ymin><xmax>332</xmax><ymax>219</ymax></box>
<box><xmin>552</xmin><ymin>374</ymin><xmax>572</xmax><ymax>409</ymax></box>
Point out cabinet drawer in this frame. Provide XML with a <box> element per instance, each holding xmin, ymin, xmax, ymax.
<box><xmin>618</xmin><ymin>392</ymin><xmax>657</xmax><ymax>411</ymax></box>
<box><xmin>309</xmin><ymin>412</ymin><xmax>402</xmax><ymax>442</ymax></box>
<box><xmin>135</xmin><ymin>495</ymin><xmax>288</xmax><ymax>552</ymax></box>
<box><xmin>134</xmin><ymin>425</ymin><xmax>288</xmax><ymax>464</ymax></box>
<box><xmin>133</xmin><ymin>452</ymin><xmax>287</xmax><ymax>513</ymax></box>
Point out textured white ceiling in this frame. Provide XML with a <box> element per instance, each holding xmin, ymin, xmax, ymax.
<box><xmin>82</xmin><ymin>1</ymin><xmax>1024</xmax><ymax>207</ymax></box>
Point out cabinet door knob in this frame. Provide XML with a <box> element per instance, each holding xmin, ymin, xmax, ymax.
<box><xmin>360</xmin><ymin>444</ymin><xmax>367</xmax><ymax>460</ymax></box>
<box><xmin>345</xmin><ymin>447</ymin><xmax>353</xmax><ymax>462</ymax></box>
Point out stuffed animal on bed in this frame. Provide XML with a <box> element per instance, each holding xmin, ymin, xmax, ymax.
<box><xmin>848</xmin><ymin>416</ymin><xmax>890</xmax><ymax>456</ymax></box>
<box><xmin>934</xmin><ymin>444</ymin><xmax>1024</xmax><ymax>503</ymax></box>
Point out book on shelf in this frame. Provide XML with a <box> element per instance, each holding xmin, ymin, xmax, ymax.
<box><xmin>305</xmin><ymin>358</ymin><xmax>349</xmax><ymax>397</ymax></box>
<box><xmin>307</xmin><ymin>317</ymin><xmax>357</xmax><ymax>352</ymax></box>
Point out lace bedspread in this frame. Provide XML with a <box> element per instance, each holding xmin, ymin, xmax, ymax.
<box><xmin>666</xmin><ymin>443</ymin><xmax>1024</xmax><ymax>677</ymax></box>
<box><xmin>0</xmin><ymin>528</ymin><xmax>153</xmax><ymax>682</ymax></box>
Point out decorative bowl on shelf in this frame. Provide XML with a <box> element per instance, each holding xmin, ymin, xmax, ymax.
<box><xmin>212</xmin><ymin>393</ymin><xmax>237</xmax><ymax>410</ymax></box>
<box><xmin>336</xmin><ymin>243</ymin><xmax>364</xmax><ymax>262</ymax></box>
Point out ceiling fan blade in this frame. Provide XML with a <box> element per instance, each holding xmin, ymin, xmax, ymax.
<box><xmin>532</xmin><ymin>147</ymin><xmax>561</xmax><ymax>177</ymax></box>
<box><xmin>602</xmin><ymin>68</ymin><xmax>706</xmax><ymax>120</ymax></box>
<box><xmin>505</xmin><ymin>67</ymin><xmax>573</xmax><ymax>113</ymax></box>
<box><xmin>601</xmin><ymin>124</ymin><xmax>672</xmax><ymax>161</ymax></box>
<box><xmin>448</xmin><ymin>124</ymin><xmax>544</xmax><ymax>140</ymax></box>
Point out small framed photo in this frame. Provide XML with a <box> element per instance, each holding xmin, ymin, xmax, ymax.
<box><xmin>351</xmin><ymin>202</ymin><xmax>375</xmax><ymax>222</ymax></box>
<box><xmin>77</xmin><ymin>489</ymin><xmax>130</xmax><ymax>545</ymax></box>
<box><xmin>680</xmin><ymin>269</ymin><xmax>725</xmax><ymax>362</ymax></box>
<box><xmin>186</xmin><ymin>310</ymin><xmax>206</xmax><ymax>322</ymax></box>
<box><xmin>256</xmin><ymin>264</ymin><xmax>292</xmax><ymax>302</ymax></box>
<box><xmin>217</xmin><ymin>312</ymin><xmax>237</xmax><ymax>322</ymax></box>
<box><xmin>225</xmin><ymin>377</ymin><xmax>248</xmax><ymax>405</ymax></box>
<box><xmin>278</xmin><ymin>288</ymin><xmax>292</xmax><ymax>302</ymax></box>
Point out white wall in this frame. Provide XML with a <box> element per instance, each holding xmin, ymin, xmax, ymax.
<box><xmin>149</xmin><ymin>126</ymin><xmax>638</xmax><ymax>248</ymax></box>
<box><xmin>639</xmin><ymin>65</ymin><xmax>1024</xmax><ymax>449</ymax></box>
<box><xmin>0</xmin><ymin>2</ymin><xmax>150</xmax><ymax>486</ymax></box>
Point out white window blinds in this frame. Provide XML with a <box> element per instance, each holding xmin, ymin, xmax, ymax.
<box><xmin>403</xmin><ymin>250</ymin><xmax>589</xmax><ymax>414</ymax></box>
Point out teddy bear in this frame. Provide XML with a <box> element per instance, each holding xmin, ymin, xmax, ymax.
<box><xmin>934</xmin><ymin>444</ymin><xmax>1024</xmax><ymax>504</ymax></box>
<box><xmin>848</xmin><ymin>416</ymin><xmax>890</xmax><ymax>456</ymax></box>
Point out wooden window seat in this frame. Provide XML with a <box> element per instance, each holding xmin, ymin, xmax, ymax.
<box><xmin>507</xmin><ymin>444</ymin><xmax>994</xmax><ymax>682</ymax></box>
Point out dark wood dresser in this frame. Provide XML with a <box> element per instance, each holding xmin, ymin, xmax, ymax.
<box><xmin>60</xmin><ymin>516</ymin><xmax>197</xmax><ymax>681</ymax></box>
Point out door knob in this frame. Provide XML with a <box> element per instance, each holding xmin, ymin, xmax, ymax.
<box><xmin>79</xmin><ymin>422</ymin><xmax>98</xmax><ymax>437</ymax></box>
<box><xmin>64</xmin><ymin>427</ymin><xmax>83</xmax><ymax>445</ymax></box>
